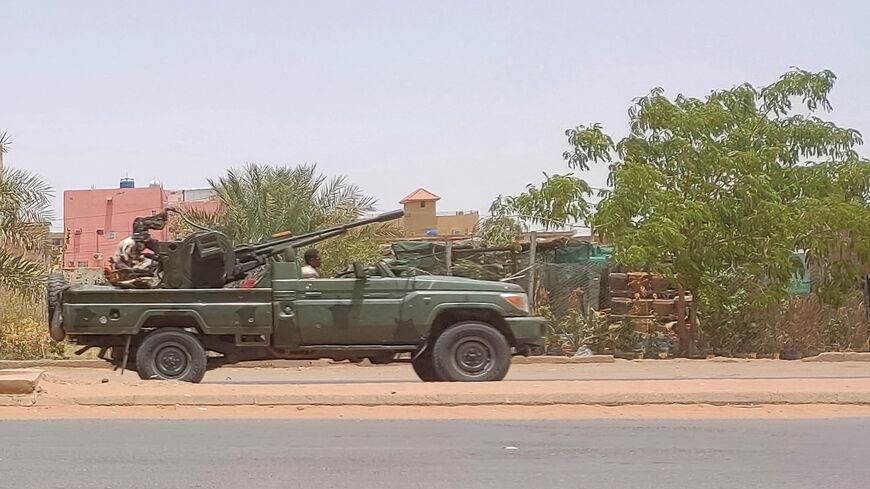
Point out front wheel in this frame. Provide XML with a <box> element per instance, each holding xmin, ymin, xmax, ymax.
<box><xmin>432</xmin><ymin>321</ymin><xmax>511</xmax><ymax>382</ymax></box>
<box><xmin>135</xmin><ymin>328</ymin><xmax>207</xmax><ymax>383</ymax></box>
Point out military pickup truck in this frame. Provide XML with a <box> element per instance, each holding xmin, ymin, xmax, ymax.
<box><xmin>46</xmin><ymin>210</ymin><xmax>547</xmax><ymax>383</ymax></box>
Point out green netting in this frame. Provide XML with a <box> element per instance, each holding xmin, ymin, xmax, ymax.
<box><xmin>553</xmin><ymin>243</ymin><xmax>592</xmax><ymax>263</ymax></box>
<box><xmin>789</xmin><ymin>251</ymin><xmax>812</xmax><ymax>295</ymax></box>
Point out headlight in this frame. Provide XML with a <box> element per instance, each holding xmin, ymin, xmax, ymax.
<box><xmin>501</xmin><ymin>292</ymin><xmax>529</xmax><ymax>313</ymax></box>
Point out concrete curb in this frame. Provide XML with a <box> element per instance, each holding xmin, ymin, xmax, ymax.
<box><xmin>0</xmin><ymin>395</ymin><xmax>37</xmax><ymax>407</ymax></box>
<box><xmin>0</xmin><ymin>369</ymin><xmax>44</xmax><ymax>395</ymax></box>
<box><xmin>34</xmin><ymin>391</ymin><xmax>870</xmax><ymax>407</ymax></box>
<box><xmin>801</xmin><ymin>352</ymin><xmax>870</xmax><ymax>362</ymax></box>
<box><xmin>0</xmin><ymin>360</ymin><xmax>109</xmax><ymax>369</ymax></box>
<box><xmin>514</xmin><ymin>355</ymin><xmax>615</xmax><ymax>364</ymax></box>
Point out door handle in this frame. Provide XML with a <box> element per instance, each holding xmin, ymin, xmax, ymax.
<box><xmin>304</xmin><ymin>291</ymin><xmax>322</xmax><ymax>298</ymax></box>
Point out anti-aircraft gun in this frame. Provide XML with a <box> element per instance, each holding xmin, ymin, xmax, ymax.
<box><xmin>153</xmin><ymin>209</ymin><xmax>404</xmax><ymax>289</ymax></box>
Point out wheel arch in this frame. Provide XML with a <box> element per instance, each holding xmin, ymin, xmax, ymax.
<box><xmin>425</xmin><ymin>306</ymin><xmax>515</xmax><ymax>347</ymax></box>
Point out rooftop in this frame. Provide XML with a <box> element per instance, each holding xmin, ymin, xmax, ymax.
<box><xmin>400</xmin><ymin>187</ymin><xmax>440</xmax><ymax>203</ymax></box>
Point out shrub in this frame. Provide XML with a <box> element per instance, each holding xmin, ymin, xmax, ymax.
<box><xmin>0</xmin><ymin>293</ymin><xmax>64</xmax><ymax>360</ymax></box>
<box><xmin>699</xmin><ymin>292</ymin><xmax>870</xmax><ymax>357</ymax></box>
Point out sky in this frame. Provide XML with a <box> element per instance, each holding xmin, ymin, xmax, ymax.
<box><xmin>3</xmin><ymin>0</ymin><xmax>869</xmax><ymax>230</ymax></box>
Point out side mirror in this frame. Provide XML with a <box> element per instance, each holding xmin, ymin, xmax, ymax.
<box><xmin>353</xmin><ymin>262</ymin><xmax>368</xmax><ymax>279</ymax></box>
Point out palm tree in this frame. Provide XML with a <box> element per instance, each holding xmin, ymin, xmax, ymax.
<box><xmin>174</xmin><ymin>163</ymin><xmax>398</xmax><ymax>276</ymax></box>
<box><xmin>0</xmin><ymin>131</ymin><xmax>10</xmax><ymax>172</ymax></box>
<box><xmin>0</xmin><ymin>133</ymin><xmax>53</xmax><ymax>297</ymax></box>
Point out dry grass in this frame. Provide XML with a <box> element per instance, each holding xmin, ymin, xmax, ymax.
<box><xmin>0</xmin><ymin>292</ymin><xmax>65</xmax><ymax>360</ymax></box>
<box><xmin>761</xmin><ymin>293</ymin><xmax>870</xmax><ymax>355</ymax></box>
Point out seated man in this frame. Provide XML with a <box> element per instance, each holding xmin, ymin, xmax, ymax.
<box><xmin>105</xmin><ymin>236</ymin><xmax>160</xmax><ymax>288</ymax></box>
<box><xmin>300</xmin><ymin>248</ymin><xmax>322</xmax><ymax>279</ymax></box>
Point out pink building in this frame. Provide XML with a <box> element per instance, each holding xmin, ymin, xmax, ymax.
<box><xmin>63</xmin><ymin>179</ymin><xmax>219</xmax><ymax>269</ymax></box>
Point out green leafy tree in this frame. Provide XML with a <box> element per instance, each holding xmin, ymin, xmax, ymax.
<box><xmin>171</xmin><ymin>163</ymin><xmax>398</xmax><ymax>277</ymax></box>
<box><xmin>491</xmin><ymin>69</ymin><xmax>870</xmax><ymax>348</ymax></box>
<box><xmin>0</xmin><ymin>133</ymin><xmax>53</xmax><ymax>297</ymax></box>
<box><xmin>478</xmin><ymin>197</ymin><xmax>525</xmax><ymax>245</ymax></box>
<box><xmin>488</xmin><ymin>173</ymin><xmax>593</xmax><ymax>233</ymax></box>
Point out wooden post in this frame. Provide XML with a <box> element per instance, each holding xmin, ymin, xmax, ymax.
<box><xmin>445</xmin><ymin>240</ymin><xmax>453</xmax><ymax>276</ymax></box>
<box><xmin>688</xmin><ymin>294</ymin><xmax>698</xmax><ymax>358</ymax></box>
<box><xmin>675</xmin><ymin>282</ymin><xmax>689</xmax><ymax>357</ymax></box>
<box><xmin>528</xmin><ymin>231</ymin><xmax>538</xmax><ymax>312</ymax></box>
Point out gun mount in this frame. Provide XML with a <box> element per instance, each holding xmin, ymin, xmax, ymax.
<box><xmin>103</xmin><ymin>210</ymin><xmax>172</xmax><ymax>288</ymax></box>
<box><xmin>157</xmin><ymin>209</ymin><xmax>404</xmax><ymax>289</ymax></box>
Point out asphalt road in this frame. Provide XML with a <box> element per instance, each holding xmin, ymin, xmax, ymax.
<box><xmin>1</xmin><ymin>419</ymin><xmax>868</xmax><ymax>488</ymax></box>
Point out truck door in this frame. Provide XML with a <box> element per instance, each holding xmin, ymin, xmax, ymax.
<box><xmin>294</xmin><ymin>274</ymin><xmax>414</xmax><ymax>345</ymax></box>
<box><xmin>271</xmin><ymin>263</ymin><xmax>302</xmax><ymax>348</ymax></box>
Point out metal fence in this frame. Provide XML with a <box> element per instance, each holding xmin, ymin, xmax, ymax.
<box><xmin>389</xmin><ymin>238</ymin><xmax>611</xmax><ymax>316</ymax></box>
<box><xmin>531</xmin><ymin>261</ymin><xmax>609</xmax><ymax>318</ymax></box>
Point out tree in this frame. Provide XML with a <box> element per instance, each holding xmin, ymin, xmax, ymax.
<box><xmin>0</xmin><ymin>131</ymin><xmax>10</xmax><ymax>172</ymax></box>
<box><xmin>0</xmin><ymin>133</ymin><xmax>53</xmax><ymax>297</ymax></box>
<box><xmin>491</xmin><ymin>69</ymin><xmax>870</xmax><ymax>347</ymax></box>
<box><xmin>171</xmin><ymin>163</ymin><xmax>398</xmax><ymax>277</ymax></box>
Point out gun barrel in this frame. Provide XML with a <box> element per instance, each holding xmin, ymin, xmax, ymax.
<box><xmin>240</xmin><ymin>209</ymin><xmax>404</xmax><ymax>256</ymax></box>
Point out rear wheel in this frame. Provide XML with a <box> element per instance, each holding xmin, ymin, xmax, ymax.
<box><xmin>432</xmin><ymin>321</ymin><xmax>511</xmax><ymax>382</ymax></box>
<box><xmin>135</xmin><ymin>328</ymin><xmax>207</xmax><ymax>383</ymax></box>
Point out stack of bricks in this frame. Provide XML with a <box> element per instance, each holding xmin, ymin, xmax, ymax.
<box><xmin>607</xmin><ymin>271</ymin><xmax>693</xmax><ymax>333</ymax></box>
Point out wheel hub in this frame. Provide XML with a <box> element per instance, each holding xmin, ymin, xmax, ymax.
<box><xmin>454</xmin><ymin>339</ymin><xmax>492</xmax><ymax>374</ymax></box>
<box><xmin>155</xmin><ymin>345</ymin><xmax>189</xmax><ymax>378</ymax></box>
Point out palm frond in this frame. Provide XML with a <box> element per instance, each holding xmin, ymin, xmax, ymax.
<box><xmin>201</xmin><ymin>163</ymin><xmax>374</xmax><ymax>241</ymax></box>
<box><xmin>0</xmin><ymin>132</ymin><xmax>10</xmax><ymax>155</ymax></box>
<box><xmin>0</xmin><ymin>167</ymin><xmax>53</xmax><ymax>287</ymax></box>
<box><xmin>0</xmin><ymin>249</ymin><xmax>48</xmax><ymax>299</ymax></box>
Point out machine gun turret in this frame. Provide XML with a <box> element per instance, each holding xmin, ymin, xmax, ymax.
<box><xmin>157</xmin><ymin>209</ymin><xmax>404</xmax><ymax>289</ymax></box>
<box><xmin>104</xmin><ymin>210</ymin><xmax>172</xmax><ymax>288</ymax></box>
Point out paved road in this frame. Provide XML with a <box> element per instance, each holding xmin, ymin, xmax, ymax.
<box><xmin>2</xmin><ymin>419</ymin><xmax>868</xmax><ymax>488</ymax></box>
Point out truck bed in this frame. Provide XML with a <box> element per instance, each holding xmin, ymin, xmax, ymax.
<box><xmin>61</xmin><ymin>286</ymin><xmax>274</xmax><ymax>336</ymax></box>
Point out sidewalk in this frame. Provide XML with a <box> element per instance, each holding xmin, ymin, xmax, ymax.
<box><xmin>2</xmin><ymin>359</ymin><xmax>869</xmax><ymax>408</ymax></box>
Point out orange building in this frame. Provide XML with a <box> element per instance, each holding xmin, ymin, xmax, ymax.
<box><xmin>62</xmin><ymin>179</ymin><xmax>219</xmax><ymax>269</ymax></box>
<box><xmin>400</xmin><ymin>188</ymin><xmax>479</xmax><ymax>237</ymax></box>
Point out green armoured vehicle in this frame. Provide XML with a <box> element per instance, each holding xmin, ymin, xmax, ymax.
<box><xmin>46</xmin><ymin>209</ymin><xmax>547</xmax><ymax>383</ymax></box>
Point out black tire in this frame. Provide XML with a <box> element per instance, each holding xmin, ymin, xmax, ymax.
<box><xmin>49</xmin><ymin>308</ymin><xmax>66</xmax><ymax>342</ymax></box>
<box><xmin>411</xmin><ymin>352</ymin><xmax>441</xmax><ymax>382</ymax></box>
<box><xmin>46</xmin><ymin>272</ymin><xmax>67</xmax><ymax>319</ymax></box>
<box><xmin>432</xmin><ymin>321</ymin><xmax>511</xmax><ymax>382</ymax></box>
<box><xmin>135</xmin><ymin>328</ymin><xmax>207</xmax><ymax>383</ymax></box>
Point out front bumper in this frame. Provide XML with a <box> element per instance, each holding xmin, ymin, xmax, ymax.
<box><xmin>505</xmin><ymin>316</ymin><xmax>548</xmax><ymax>352</ymax></box>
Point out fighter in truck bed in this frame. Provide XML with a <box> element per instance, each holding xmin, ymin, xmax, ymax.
<box><xmin>45</xmin><ymin>209</ymin><xmax>547</xmax><ymax>383</ymax></box>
